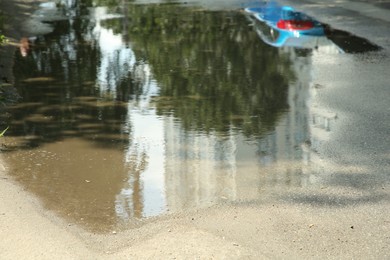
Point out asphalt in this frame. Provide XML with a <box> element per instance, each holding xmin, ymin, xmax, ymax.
<box><xmin>281</xmin><ymin>0</ymin><xmax>390</xmax><ymax>49</ymax></box>
<box><xmin>0</xmin><ymin>0</ymin><xmax>389</xmax><ymax>258</ymax></box>
<box><xmin>279</xmin><ymin>0</ymin><xmax>390</xmax><ymax>209</ymax></box>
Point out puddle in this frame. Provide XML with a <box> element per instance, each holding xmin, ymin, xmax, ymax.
<box><xmin>0</xmin><ymin>0</ymin><xmax>380</xmax><ymax>232</ymax></box>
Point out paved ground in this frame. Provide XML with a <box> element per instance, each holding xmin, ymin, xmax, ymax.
<box><xmin>0</xmin><ymin>0</ymin><xmax>389</xmax><ymax>259</ymax></box>
<box><xmin>282</xmin><ymin>0</ymin><xmax>390</xmax><ymax>48</ymax></box>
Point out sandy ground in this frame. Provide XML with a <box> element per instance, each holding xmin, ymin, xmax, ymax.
<box><xmin>1</xmin><ymin>157</ymin><xmax>389</xmax><ymax>259</ymax></box>
<box><xmin>1</xmin><ymin>0</ymin><xmax>389</xmax><ymax>259</ymax></box>
<box><xmin>1</xmin><ymin>164</ymin><xmax>389</xmax><ymax>259</ymax></box>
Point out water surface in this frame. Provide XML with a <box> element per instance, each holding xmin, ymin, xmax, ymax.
<box><xmin>0</xmin><ymin>0</ymin><xmax>379</xmax><ymax>232</ymax></box>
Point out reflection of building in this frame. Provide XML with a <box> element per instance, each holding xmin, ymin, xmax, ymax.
<box><xmin>162</xmin><ymin>48</ymin><xmax>316</xmax><ymax>209</ymax></box>
<box><xmin>164</xmin><ymin>117</ymin><xmax>237</xmax><ymax>212</ymax></box>
<box><xmin>254</xmin><ymin>48</ymin><xmax>313</xmax><ymax>189</ymax></box>
<box><xmin>252</xmin><ymin>47</ymin><xmax>339</xmax><ymax>190</ymax></box>
<box><xmin>85</xmin><ymin>3</ymin><xmax>324</xmax><ymax>218</ymax></box>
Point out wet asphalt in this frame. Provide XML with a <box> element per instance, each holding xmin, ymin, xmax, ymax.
<box><xmin>281</xmin><ymin>0</ymin><xmax>390</xmax><ymax>197</ymax></box>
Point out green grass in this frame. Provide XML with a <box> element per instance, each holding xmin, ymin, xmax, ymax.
<box><xmin>0</xmin><ymin>34</ymin><xmax>7</xmax><ymax>45</ymax></box>
<box><xmin>0</xmin><ymin>126</ymin><xmax>8</xmax><ymax>137</ymax></box>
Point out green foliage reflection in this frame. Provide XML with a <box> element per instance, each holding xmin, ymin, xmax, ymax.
<box><xmin>9</xmin><ymin>2</ymin><xmax>295</xmax><ymax>148</ymax></box>
<box><xmin>0</xmin><ymin>10</ymin><xmax>5</xmax><ymax>45</ymax></box>
<box><xmin>107</xmin><ymin>4</ymin><xmax>293</xmax><ymax>137</ymax></box>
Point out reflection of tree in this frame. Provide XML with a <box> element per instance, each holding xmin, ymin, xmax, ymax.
<box><xmin>110</xmin><ymin>4</ymin><xmax>294</xmax><ymax>137</ymax></box>
<box><xmin>9</xmin><ymin>17</ymin><xmax>137</xmax><ymax>148</ymax></box>
<box><xmin>6</xmin><ymin>6</ymin><xmax>147</xmax><ymax>231</ymax></box>
<box><xmin>5</xmin><ymin>2</ymin><xmax>297</xmax><ymax>229</ymax></box>
<box><xmin>9</xmin><ymin>2</ymin><xmax>294</xmax><ymax>145</ymax></box>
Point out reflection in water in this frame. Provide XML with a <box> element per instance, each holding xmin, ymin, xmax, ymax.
<box><xmin>0</xmin><ymin>0</ymin><xmax>364</xmax><ymax>232</ymax></box>
<box><xmin>245</xmin><ymin>1</ymin><xmax>381</xmax><ymax>53</ymax></box>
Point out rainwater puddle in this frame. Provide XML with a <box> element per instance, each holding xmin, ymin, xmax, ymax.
<box><xmin>0</xmin><ymin>0</ymin><xmax>380</xmax><ymax>232</ymax></box>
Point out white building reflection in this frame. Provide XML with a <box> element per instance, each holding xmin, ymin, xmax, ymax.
<box><xmin>113</xmin><ymin>47</ymin><xmax>321</xmax><ymax>218</ymax></box>
<box><xmin>162</xmin><ymin>48</ymin><xmax>315</xmax><ymax>210</ymax></box>
<box><xmin>164</xmin><ymin>120</ymin><xmax>238</xmax><ymax>211</ymax></box>
<box><xmin>82</xmin><ymin>2</ymin><xmax>338</xmax><ymax>219</ymax></box>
